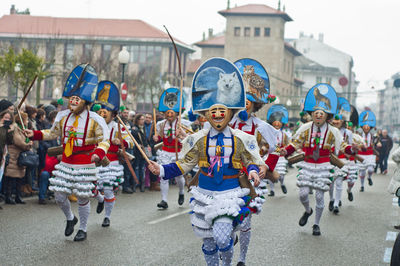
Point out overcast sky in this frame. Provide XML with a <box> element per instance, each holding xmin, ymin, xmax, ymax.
<box><xmin>1</xmin><ymin>0</ymin><xmax>399</xmax><ymax>108</ymax></box>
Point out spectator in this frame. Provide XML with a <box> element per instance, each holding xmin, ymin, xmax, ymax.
<box><xmin>120</xmin><ymin>107</ymin><xmax>133</xmax><ymax>129</ymax></box>
<box><xmin>131</xmin><ymin>114</ymin><xmax>150</xmax><ymax>192</ymax></box>
<box><xmin>25</xmin><ymin>105</ymin><xmax>39</xmax><ymax>191</ymax></box>
<box><xmin>0</xmin><ymin>109</ymin><xmax>14</xmax><ymax>208</ymax></box>
<box><xmin>143</xmin><ymin>113</ymin><xmax>160</xmax><ymax>191</ymax></box>
<box><xmin>0</xmin><ymin>99</ymin><xmax>15</xmax><ymax>114</ymax></box>
<box><xmin>3</xmin><ymin>112</ymin><xmax>33</xmax><ymax>205</ymax></box>
<box><xmin>144</xmin><ymin>113</ymin><xmax>153</xmax><ymax>140</ymax></box>
<box><xmin>377</xmin><ymin>130</ymin><xmax>393</xmax><ymax>174</ymax></box>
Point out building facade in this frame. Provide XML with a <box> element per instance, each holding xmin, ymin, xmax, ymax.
<box><xmin>0</xmin><ymin>10</ymin><xmax>194</xmax><ymax>111</ymax></box>
<box><xmin>378</xmin><ymin>72</ymin><xmax>400</xmax><ymax>135</ymax></box>
<box><xmin>193</xmin><ymin>4</ymin><xmax>303</xmax><ymax>121</ymax></box>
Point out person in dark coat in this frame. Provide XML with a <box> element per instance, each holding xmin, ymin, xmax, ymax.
<box><xmin>377</xmin><ymin>129</ymin><xmax>393</xmax><ymax>174</ymax></box>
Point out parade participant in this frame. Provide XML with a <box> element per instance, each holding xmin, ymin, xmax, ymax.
<box><xmin>328</xmin><ymin>97</ymin><xmax>354</xmax><ymax>214</ymax></box>
<box><xmin>358</xmin><ymin>110</ymin><xmax>377</xmax><ymax>192</ymax></box>
<box><xmin>148</xmin><ymin>58</ymin><xmax>265</xmax><ymax>266</ymax></box>
<box><xmin>24</xmin><ymin>64</ymin><xmax>110</xmax><ymax>241</ymax></box>
<box><xmin>266</xmin><ymin>104</ymin><xmax>291</xmax><ymax>196</ymax></box>
<box><xmin>153</xmin><ymin>87</ymin><xmax>191</xmax><ymax>209</ymax></box>
<box><xmin>189</xmin><ymin>108</ymin><xmax>207</xmax><ymax>132</ymax></box>
<box><xmin>233</xmin><ymin>58</ymin><xmax>280</xmax><ymax>266</ymax></box>
<box><xmin>92</xmin><ymin>81</ymin><xmax>133</xmax><ymax>227</ymax></box>
<box><xmin>281</xmin><ymin>83</ymin><xmax>357</xmax><ymax>236</ymax></box>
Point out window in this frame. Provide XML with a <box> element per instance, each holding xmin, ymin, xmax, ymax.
<box><xmin>46</xmin><ymin>42</ymin><xmax>56</xmax><ymax>61</ymax></box>
<box><xmin>129</xmin><ymin>45</ymin><xmax>139</xmax><ymax>63</ymax></box>
<box><xmin>325</xmin><ymin>77</ymin><xmax>332</xmax><ymax>84</ymax></box>
<box><xmin>64</xmin><ymin>43</ymin><xmax>74</xmax><ymax>69</ymax></box>
<box><xmin>254</xmin><ymin>27</ymin><xmax>260</xmax><ymax>37</ymax></box>
<box><xmin>44</xmin><ymin>77</ymin><xmax>54</xmax><ymax>98</ymax></box>
<box><xmin>234</xmin><ymin>27</ymin><xmax>240</xmax><ymax>37</ymax></box>
<box><xmin>101</xmin><ymin>44</ymin><xmax>112</xmax><ymax>63</ymax></box>
<box><xmin>316</xmin><ymin>76</ymin><xmax>322</xmax><ymax>83</ymax></box>
<box><xmin>82</xmin><ymin>44</ymin><xmax>92</xmax><ymax>61</ymax></box>
<box><xmin>264</xmin><ymin>27</ymin><xmax>271</xmax><ymax>37</ymax></box>
<box><xmin>139</xmin><ymin>46</ymin><xmax>146</xmax><ymax>64</ymax></box>
<box><xmin>244</xmin><ymin>27</ymin><xmax>250</xmax><ymax>37</ymax></box>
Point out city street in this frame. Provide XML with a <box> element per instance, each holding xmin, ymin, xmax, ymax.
<box><xmin>0</xmin><ymin>160</ymin><xmax>398</xmax><ymax>266</ymax></box>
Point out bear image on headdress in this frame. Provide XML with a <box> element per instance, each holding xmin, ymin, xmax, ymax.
<box><xmin>313</xmin><ymin>87</ymin><xmax>331</xmax><ymax>110</ymax></box>
<box><xmin>242</xmin><ymin>65</ymin><xmax>267</xmax><ymax>99</ymax></box>
<box><xmin>164</xmin><ymin>91</ymin><xmax>178</xmax><ymax>109</ymax></box>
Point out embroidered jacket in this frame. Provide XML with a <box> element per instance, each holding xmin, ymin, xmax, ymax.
<box><xmin>32</xmin><ymin>109</ymin><xmax>110</xmax><ymax>164</ymax></box>
<box><xmin>285</xmin><ymin>121</ymin><xmax>354</xmax><ymax>164</ymax></box>
<box><xmin>155</xmin><ymin>118</ymin><xmax>191</xmax><ymax>153</ymax></box>
<box><xmin>105</xmin><ymin>120</ymin><xmax>134</xmax><ymax>162</ymax></box>
<box><xmin>358</xmin><ymin>132</ymin><xmax>374</xmax><ymax>156</ymax></box>
<box><xmin>161</xmin><ymin>127</ymin><xmax>265</xmax><ymax>191</ymax></box>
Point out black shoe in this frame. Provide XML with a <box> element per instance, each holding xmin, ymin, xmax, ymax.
<box><xmin>339</xmin><ymin>200</ymin><xmax>342</xmax><ymax>207</ymax></box>
<box><xmin>15</xmin><ymin>196</ymin><xmax>26</xmax><ymax>204</ymax></box>
<box><xmin>281</xmin><ymin>185</ymin><xmax>287</xmax><ymax>194</ymax></box>
<box><xmin>268</xmin><ymin>191</ymin><xmax>275</xmax><ymax>197</ymax></box>
<box><xmin>234</xmin><ymin>234</ymin><xmax>239</xmax><ymax>246</ymax></box>
<box><xmin>38</xmin><ymin>199</ymin><xmax>47</xmax><ymax>205</ymax></box>
<box><xmin>299</xmin><ymin>208</ymin><xmax>313</xmax><ymax>226</ymax></box>
<box><xmin>122</xmin><ymin>188</ymin><xmax>133</xmax><ymax>194</ymax></box>
<box><xmin>102</xmin><ymin>217</ymin><xmax>110</xmax><ymax>227</ymax></box>
<box><xmin>157</xmin><ymin>200</ymin><xmax>168</xmax><ymax>209</ymax></box>
<box><xmin>5</xmin><ymin>197</ymin><xmax>16</xmax><ymax>205</ymax></box>
<box><xmin>368</xmin><ymin>178</ymin><xmax>373</xmax><ymax>186</ymax></box>
<box><xmin>329</xmin><ymin>200</ymin><xmax>334</xmax><ymax>212</ymax></box>
<box><xmin>237</xmin><ymin>262</ymin><xmax>246</xmax><ymax>266</ymax></box>
<box><xmin>178</xmin><ymin>194</ymin><xmax>184</xmax><ymax>205</ymax></box>
<box><xmin>333</xmin><ymin>206</ymin><xmax>339</xmax><ymax>214</ymax></box>
<box><xmin>312</xmin><ymin>224</ymin><xmax>321</xmax><ymax>236</ymax></box>
<box><xmin>73</xmin><ymin>230</ymin><xmax>87</xmax><ymax>241</ymax></box>
<box><xmin>394</xmin><ymin>225</ymin><xmax>400</xmax><ymax>230</ymax></box>
<box><xmin>360</xmin><ymin>186</ymin><xmax>364</xmax><ymax>192</ymax></box>
<box><xmin>65</xmin><ymin>216</ymin><xmax>78</xmax><ymax>236</ymax></box>
<box><xmin>309</xmin><ymin>189</ymin><xmax>313</xmax><ymax>195</ymax></box>
<box><xmin>348</xmin><ymin>192</ymin><xmax>353</xmax><ymax>201</ymax></box>
<box><xmin>96</xmin><ymin>201</ymin><xmax>104</xmax><ymax>214</ymax></box>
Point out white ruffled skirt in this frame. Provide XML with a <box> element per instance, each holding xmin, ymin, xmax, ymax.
<box><xmin>275</xmin><ymin>156</ymin><xmax>288</xmax><ymax>176</ymax></box>
<box><xmin>358</xmin><ymin>154</ymin><xmax>376</xmax><ymax>170</ymax></box>
<box><xmin>343</xmin><ymin>160</ymin><xmax>358</xmax><ymax>183</ymax></box>
<box><xmin>97</xmin><ymin>160</ymin><xmax>124</xmax><ymax>190</ymax></box>
<box><xmin>189</xmin><ymin>186</ymin><xmax>251</xmax><ymax>238</ymax></box>
<box><xmin>296</xmin><ymin>161</ymin><xmax>333</xmax><ymax>191</ymax></box>
<box><xmin>49</xmin><ymin>162</ymin><xmax>98</xmax><ymax>198</ymax></box>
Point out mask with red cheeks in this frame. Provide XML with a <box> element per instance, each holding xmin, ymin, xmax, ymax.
<box><xmin>68</xmin><ymin>96</ymin><xmax>86</xmax><ymax>115</ymax></box>
<box><xmin>98</xmin><ymin>108</ymin><xmax>112</xmax><ymax>124</ymax></box>
<box><xmin>272</xmin><ymin>120</ymin><xmax>282</xmax><ymax>130</ymax></box>
<box><xmin>362</xmin><ymin>125</ymin><xmax>370</xmax><ymax>134</ymax></box>
<box><xmin>165</xmin><ymin>110</ymin><xmax>177</xmax><ymax>123</ymax></box>
<box><xmin>205</xmin><ymin>105</ymin><xmax>233</xmax><ymax>131</ymax></box>
<box><xmin>311</xmin><ymin>110</ymin><xmax>328</xmax><ymax>127</ymax></box>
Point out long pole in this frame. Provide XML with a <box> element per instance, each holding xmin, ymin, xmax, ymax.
<box><xmin>116</xmin><ymin>115</ymin><xmax>151</xmax><ymax>164</ymax></box>
<box><xmin>121</xmin><ymin>63</ymin><xmax>126</xmax><ymax>83</ymax></box>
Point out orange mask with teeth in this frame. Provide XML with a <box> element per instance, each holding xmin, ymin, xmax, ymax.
<box><xmin>205</xmin><ymin>105</ymin><xmax>233</xmax><ymax>131</ymax></box>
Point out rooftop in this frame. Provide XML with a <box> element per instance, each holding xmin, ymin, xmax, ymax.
<box><xmin>195</xmin><ymin>35</ymin><xmax>225</xmax><ymax>48</ymax></box>
<box><xmin>218</xmin><ymin>4</ymin><xmax>292</xmax><ymax>21</ymax></box>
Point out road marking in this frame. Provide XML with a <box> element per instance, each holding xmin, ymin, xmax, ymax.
<box><xmin>386</xmin><ymin>231</ymin><xmax>398</xmax><ymax>241</ymax></box>
<box><xmin>148</xmin><ymin>209</ymin><xmax>190</xmax><ymax>225</ymax></box>
<box><xmin>383</xmin><ymin>247</ymin><xmax>392</xmax><ymax>263</ymax></box>
<box><xmin>392</xmin><ymin>202</ymin><xmax>398</xmax><ymax>206</ymax></box>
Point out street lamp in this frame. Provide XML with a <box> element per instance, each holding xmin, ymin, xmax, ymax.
<box><xmin>118</xmin><ymin>46</ymin><xmax>130</xmax><ymax>84</ymax></box>
<box><xmin>14</xmin><ymin>63</ymin><xmax>21</xmax><ymax>101</ymax></box>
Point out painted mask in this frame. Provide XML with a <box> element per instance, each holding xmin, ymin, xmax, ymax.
<box><xmin>312</xmin><ymin>110</ymin><xmax>328</xmax><ymax>127</ymax></box>
<box><xmin>205</xmin><ymin>105</ymin><xmax>233</xmax><ymax>131</ymax></box>
<box><xmin>165</xmin><ymin>110</ymin><xmax>177</xmax><ymax>123</ymax></box>
<box><xmin>68</xmin><ymin>96</ymin><xmax>86</xmax><ymax>115</ymax></box>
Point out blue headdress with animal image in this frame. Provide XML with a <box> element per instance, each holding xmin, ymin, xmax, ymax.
<box><xmin>63</xmin><ymin>63</ymin><xmax>98</xmax><ymax>103</ymax></box>
<box><xmin>349</xmin><ymin>104</ymin><xmax>359</xmax><ymax>127</ymax></box>
<box><xmin>93</xmin><ymin>80</ymin><xmax>120</xmax><ymax>112</ymax></box>
<box><xmin>336</xmin><ymin>97</ymin><xmax>351</xmax><ymax>121</ymax></box>
<box><xmin>267</xmin><ymin>104</ymin><xmax>289</xmax><ymax>124</ymax></box>
<box><xmin>191</xmin><ymin>57</ymin><xmax>245</xmax><ymax>112</ymax></box>
<box><xmin>304</xmin><ymin>83</ymin><xmax>338</xmax><ymax>114</ymax></box>
<box><xmin>359</xmin><ymin>110</ymin><xmax>376</xmax><ymax>128</ymax></box>
<box><xmin>234</xmin><ymin>58</ymin><xmax>270</xmax><ymax>104</ymax></box>
<box><xmin>159</xmin><ymin>87</ymin><xmax>184</xmax><ymax>113</ymax></box>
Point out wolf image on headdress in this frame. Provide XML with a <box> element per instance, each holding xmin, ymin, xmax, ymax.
<box><xmin>313</xmin><ymin>87</ymin><xmax>331</xmax><ymax>110</ymax></box>
<box><xmin>216</xmin><ymin>72</ymin><xmax>242</xmax><ymax>106</ymax></box>
<box><xmin>164</xmin><ymin>92</ymin><xmax>178</xmax><ymax>109</ymax></box>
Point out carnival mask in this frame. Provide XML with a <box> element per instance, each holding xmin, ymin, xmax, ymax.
<box><xmin>272</xmin><ymin>120</ymin><xmax>283</xmax><ymax>130</ymax></box>
<box><xmin>68</xmin><ymin>96</ymin><xmax>86</xmax><ymax>115</ymax></box>
<box><xmin>362</xmin><ymin>125</ymin><xmax>371</xmax><ymax>133</ymax></box>
<box><xmin>332</xmin><ymin>118</ymin><xmax>343</xmax><ymax>129</ymax></box>
<box><xmin>98</xmin><ymin>108</ymin><xmax>112</xmax><ymax>124</ymax></box>
<box><xmin>312</xmin><ymin>110</ymin><xmax>328</xmax><ymax>127</ymax></box>
<box><xmin>165</xmin><ymin>110</ymin><xmax>177</xmax><ymax>123</ymax></box>
<box><xmin>205</xmin><ymin>105</ymin><xmax>232</xmax><ymax>131</ymax></box>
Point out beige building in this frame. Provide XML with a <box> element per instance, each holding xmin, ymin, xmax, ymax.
<box><xmin>0</xmin><ymin>9</ymin><xmax>194</xmax><ymax>111</ymax></box>
<box><xmin>193</xmin><ymin>4</ymin><xmax>302</xmax><ymax>122</ymax></box>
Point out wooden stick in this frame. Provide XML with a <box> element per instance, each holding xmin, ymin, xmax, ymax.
<box><xmin>16</xmin><ymin>108</ymin><xmax>26</xmax><ymax>130</ymax></box>
<box><xmin>180</xmin><ymin>124</ymin><xmax>194</xmax><ymax>134</ymax></box>
<box><xmin>152</xmin><ymin>108</ymin><xmax>158</xmax><ymax>138</ymax></box>
<box><xmin>18</xmin><ymin>75</ymin><xmax>38</xmax><ymax>109</ymax></box>
<box><xmin>116</xmin><ymin>115</ymin><xmax>151</xmax><ymax>164</ymax></box>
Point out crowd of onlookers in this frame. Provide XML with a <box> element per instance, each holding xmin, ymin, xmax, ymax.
<box><xmin>0</xmin><ymin>99</ymin><xmax>164</xmax><ymax>209</ymax></box>
<box><xmin>373</xmin><ymin>129</ymin><xmax>394</xmax><ymax>175</ymax></box>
